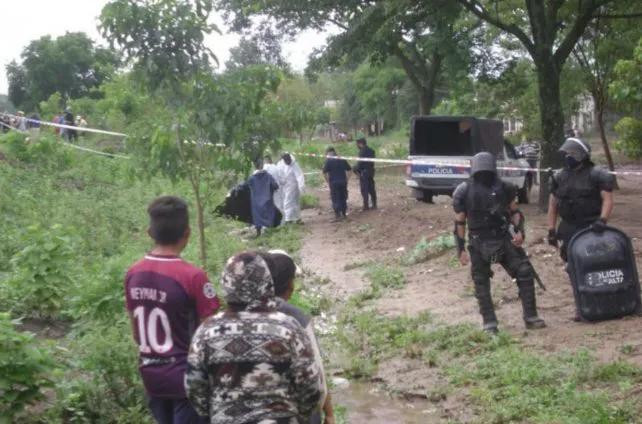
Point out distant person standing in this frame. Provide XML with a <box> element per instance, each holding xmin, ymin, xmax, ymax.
<box><xmin>16</xmin><ymin>111</ymin><xmax>27</xmax><ymax>131</ymax></box>
<box><xmin>354</xmin><ymin>138</ymin><xmax>377</xmax><ymax>210</ymax></box>
<box><xmin>322</xmin><ymin>147</ymin><xmax>351</xmax><ymax>222</ymax></box>
<box><xmin>248</xmin><ymin>159</ymin><xmax>280</xmax><ymax>236</ymax></box>
<box><xmin>64</xmin><ymin>107</ymin><xmax>77</xmax><ymax>142</ymax></box>
<box><xmin>277</xmin><ymin>153</ymin><xmax>305</xmax><ymax>223</ymax></box>
<box><xmin>522</xmin><ymin>140</ymin><xmax>541</xmax><ymax>185</ymax></box>
<box><xmin>28</xmin><ymin>113</ymin><xmax>41</xmax><ymax>133</ymax></box>
<box><xmin>264</xmin><ymin>155</ymin><xmax>284</xmax><ymax>215</ymax></box>
<box><xmin>125</xmin><ymin>196</ymin><xmax>220</xmax><ymax>424</ymax></box>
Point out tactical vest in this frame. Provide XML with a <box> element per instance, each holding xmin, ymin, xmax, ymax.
<box><xmin>554</xmin><ymin>166</ymin><xmax>602</xmax><ymax>224</ymax></box>
<box><xmin>465</xmin><ymin>179</ymin><xmax>511</xmax><ymax>233</ymax></box>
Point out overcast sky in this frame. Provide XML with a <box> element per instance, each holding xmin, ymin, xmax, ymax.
<box><xmin>0</xmin><ymin>0</ymin><xmax>328</xmax><ymax>95</ymax></box>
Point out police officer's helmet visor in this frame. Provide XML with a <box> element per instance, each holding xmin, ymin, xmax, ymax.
<box><xmin>559</xmin><ymin>138</ymin><xmax>590</xmax><ymax>161</ymax></box>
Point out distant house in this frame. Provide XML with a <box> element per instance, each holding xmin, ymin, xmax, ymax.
<box><xmin>324</xmin><ymin>99</ymin><xmax>339</xmax><ymax>109</ymax></box>
<box><xmin>502</xmin><ymin>93</ymin><xmax>596</xmax><ymax>137</ymax></box>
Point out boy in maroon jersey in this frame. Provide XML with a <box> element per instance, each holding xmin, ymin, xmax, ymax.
<box><xmin>125</xmin><ymin>196</ymin><xmax>220</xmax><ymax>423</ymax></box>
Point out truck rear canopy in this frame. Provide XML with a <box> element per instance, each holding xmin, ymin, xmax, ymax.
<box><xmin>410</xmin><ymin>116</ymin><xmax>504</xmax><ymax>157</ymax></box>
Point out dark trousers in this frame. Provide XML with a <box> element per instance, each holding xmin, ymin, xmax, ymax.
<box><xmin>469</xmin><ymin>237</ymin><xmax>539</xmax><ymax>324</ymax></box>
<box><xmin>65</xmin><ymin>128</ymin><xmax>78</xmax><ymax>142</ymax></box>
<box><xmin>330</xmin><ymin>182</ymin><xmax>348</xmax><ymax>216</ymax></box>
<box><xmin>147</xmin><ymin>397</ymin><xmax>208</xmax><ymax>424</ymax></box>
<box><xmin>359</xmin><ymin>174</ymin><xmax>377</xmax><ymax>208</ymax></box>
<box><xmin>527</xmin><ymin>159</ymin><xmax>538</xmax><ymax>184</ymax></box>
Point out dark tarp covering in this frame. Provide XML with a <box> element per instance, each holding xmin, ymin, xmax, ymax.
<box><xmin>214</xmin><ymin>182</ymin><xmax>282</xmax><ymax>226</ymax></box>
<box><xmin>410</xmin><ymin>116</ymin><xmax>503</xmax><ymax>156</ymax></box>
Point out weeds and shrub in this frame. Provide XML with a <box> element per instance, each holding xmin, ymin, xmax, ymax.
<box><xmin>450</xmin><ymin>348</ymin><xmax>638</xmax><ymax>423</ymax></box>
<box><xmin>2</xmin><ymin>224</ymin><xmax>75</xmax><ymax>320</ymax></box>
<box><xmin>301</xmin><ymin>192</ymin><xmax>320</xmax><ymax>209</ymax></box>
<box><xmin>404</xmin><ymin>233</ymin><xmax>455</xmax><ymax>265</ymax></box>
<box><xmin>0</xmin><ymin>313</ymin><xmax>54</xmax><ymax>421</ymax></box>
<box><xmin>335</xmin><ymin>295</ymin><xmax>641</xmax><ymax>423</ymax></box>
<box><xmin>614</xmin><ymin>117</ymin><xmax>642</xmax><ymax>159</ymax></box>
<box><xmin>346</xmin><ymin>264</ymin><xmax>407</xmax><ymax>307</ymax></box>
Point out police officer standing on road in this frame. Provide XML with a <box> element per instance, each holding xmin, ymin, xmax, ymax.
<box><xmin>354</xmin><ymin>138</ymin><xmax>377</xmax><ymax>211</ymax></box>
<box><xmin>453</xmin><ymin>152</ymin><xmax>546</xmax><ymax>334</ymax></box>
<box><xmin>547</xmin><ymin>137</ymin><xmax>615</xmax><ymax>319</ymax></box>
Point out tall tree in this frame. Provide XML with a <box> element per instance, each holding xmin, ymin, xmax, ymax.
<box><xmin>572</xmin><ymin>9</ymin><xmax>641</xmax><ymax>172</ymax></box>
<box><xmin>100</xmin><ymin>0</ymin><xmax>280</xmax><ymax>266</ymax></box>
<box><xmin>353</xmin><ymin>62</ymin><xmax>406</xmax><ymax>135</ymax></box>
<box><xmin>216</xmin><ymin>0</ymin><xmax>475</xmax><ymax>115</ymax></box>
<box><xmin>226</xmin><ymin>26</ymin><xmax>290</xmax><ymax>71</ymax></box>
<box><xmin>6</xmin><ymin>33</ymin><xmax>118</xmax><ymax>111</ymax></box>
<box><xmin>6</xmin><ymin>61</ymin><xmax>27</xmax><ymax>110</ymax></box>
<box><xmin>455</xmin><ymin>0</ymin><xmax>634</xmax><ymax>208</ymax></box>
<box><xmin>609</xmin><ymin>37</ymin><xmax>642</xmax><ymax>159</ymax></box>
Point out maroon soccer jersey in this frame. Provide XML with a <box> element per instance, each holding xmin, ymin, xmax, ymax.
<box><xmin>125</xmin><ymin>254</ymin><xmax>220</xmax><ymax>398</ymax></box>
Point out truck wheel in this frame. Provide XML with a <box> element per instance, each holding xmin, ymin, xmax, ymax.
<box><xmin>518</xmin><ymin>176</ymin><xmax>531</xmax><ymax>204</ymax></box>
<box><xmin>418</xmin><ymin>189</ymin><xmax>434</xmax><ymax>204</ymax></box>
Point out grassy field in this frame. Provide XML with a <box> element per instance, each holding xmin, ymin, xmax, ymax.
<box><xmin>0</xmin><ymin>131</ymin><xmax>314</xmax><ymax>422</ymax></box>
<box><xmin>2</xmin><ymin>129</ymin><xmax>641</xmax><ymax>423</ymax></box>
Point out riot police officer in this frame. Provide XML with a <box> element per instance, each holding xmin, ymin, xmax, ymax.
<box><xmin>546</xmin><ymin>137</ymin><xmax>615</xmax><ymax>319</ymax></box>
<box><xmin>453</xmin><ymin>152</ymin><xmax>546</xmax><ymax>333</ymax></box>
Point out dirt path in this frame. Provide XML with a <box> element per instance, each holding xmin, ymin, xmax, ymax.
<box><xmin>301</xmin><ymin>170</ymin><xmax>642</xmax><ymax>416</ymax></box>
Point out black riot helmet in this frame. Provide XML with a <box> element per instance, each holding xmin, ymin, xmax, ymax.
<box><xmin>559</xmin><ymin>137</ymin><xmax>591</xmax><ymax>162</ymax></box>
<box><xmin>470</xmin><ymin>152</ymin><xmax>497</xmax><ymax>176</ymax></box>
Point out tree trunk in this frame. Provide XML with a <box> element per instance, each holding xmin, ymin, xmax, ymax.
<box><xmin>419</xmin><ymin>86</ymin><xmax>434</xmax><ymax>115</ymax></box>
<box><xmin>191</xmin><ymin>182</ymin><xmax>207</xmax><ymax>267</ymax></box>
<box><xmin>535</xmin><ymin>62</ymin><xmax>565</xmax><ymax>211</ymax></box>
<box><xmin>596</xmin><ymin>106</ymin><xmax>618</xmax><ymax>188</ymax></box>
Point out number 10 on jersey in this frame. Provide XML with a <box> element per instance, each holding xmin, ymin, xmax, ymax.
<box><xmin>133</xmin><ymin>306</ymin><xmax>174</xmax><ymax>354</ymax></box>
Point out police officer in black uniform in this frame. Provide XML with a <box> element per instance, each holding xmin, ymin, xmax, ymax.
<box><xmin>453</xmin><ymin>152</ymin><xmax>546</xmax><ymax>333</ymax></box>
<box><xmin>546</xmin><ymin>137</ymin><xmax>615</xmax><ymax>319</ymax></box>
<box><xmin>354</xmin><ymin>138</ymin><xmax>377</xmax><ymax>210</ymax></box>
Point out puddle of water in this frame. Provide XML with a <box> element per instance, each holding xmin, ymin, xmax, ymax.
<box><xmin>333</xmin><ymin>381</ymin><xmax>441</xmax><ymax>424</ymax></box>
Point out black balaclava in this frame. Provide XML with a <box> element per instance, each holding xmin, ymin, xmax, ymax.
<box><xmin>564</xmin><ymin>154</ymin><xmax>582</xmax><ymax>170</ymax></box>
<box><xmin>474</xmin><ymin>170</ymin><xmax>495</xmax><ymax>187</ymax></box>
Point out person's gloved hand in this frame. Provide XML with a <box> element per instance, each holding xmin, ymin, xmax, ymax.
<box><xmin>547</xmin><ymin>229</ymin><xmax>558</xmax><ymax>248</ymax></box>
<box><xmin>591</xmin><ymin>218</ymin><xmax>607</xmax><ymax>232</ymax></box>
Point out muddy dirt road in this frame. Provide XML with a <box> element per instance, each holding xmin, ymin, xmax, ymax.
<box><xmin>300</xmin><ymin>169</ymin><xmax>642</xmax><ymax>422</ymax></box>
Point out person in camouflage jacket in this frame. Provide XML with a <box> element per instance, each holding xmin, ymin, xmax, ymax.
<box><xmin>185</xmin><ymin>251</ymin><xmax>322</xmax><ymax>424</ymax></box>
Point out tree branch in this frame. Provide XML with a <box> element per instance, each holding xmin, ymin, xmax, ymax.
<box><xmin>391</xmin><ymin>43</ymin><xmax>425</xmax><ymax>90</ymax></box>
<box><xmin>456</xmin><ymin>0</ymin><xmax>536</xmax><ymax>55</ymax></box>
<box><xmin>554</xmin><ymin>0</ymin><xmax>616</xmax><ymax>66</ymax></box>
<box><xmin>593</xmin><ymin>12</ymin><xmax>642</xmax><ymax>18</ymax></box>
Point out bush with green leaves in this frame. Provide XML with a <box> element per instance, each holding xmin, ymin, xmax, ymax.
<box><xmin>48</xmin><ymin>318</ymin><xmax>151</xmax><ymax>423</ymax></box>
<box><xmin>2</xmin><ymin>224</ymin><xmax>75</xmax><ymax>319</ymax></box>
<box><xmin>0</xmin><ymin>313</ymin><xmax>55</xmax><ymax>421</ymax></box>
<box><xmin>0</xmin><ymin>132</ymin><xmax>72</xmax><ymax>168</ymax></box>
<box><xmin>404</xmin><ymin>233</ymin><xmax>455</xmax><ymax>265</ymax></box>
<box><xmin>614</xmin><ymin>117</ymin><xmax>642</xmax><ymax>159</ymax></box>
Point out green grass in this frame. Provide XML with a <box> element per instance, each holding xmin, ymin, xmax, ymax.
<box><xmin>365</xmin><ymin>264</ymin><xmax>406</xmax><ymax>290</ymax></box>
<box><xmin>332</xmin><ymin>299</ymin><xmax>642</xmax><ymax>422</ymax></box>
<box><xmin>404</xmin><ymin>233</ymin><xmax>456</xmax><ymax>265</ymax></box>
<box><xmin>301</xmin><ymin>193</ymin><xmax>320</xmax><ymax>209</ymax></box>
<box><xmin>345</xmin><ymin>264</ymin><xmax>407</xmax><ymax>308</ymax></box>
<box><xmin>0</xmin><ymin>131</ymin><xmax>314</xmax><ymax>422</ymax></box>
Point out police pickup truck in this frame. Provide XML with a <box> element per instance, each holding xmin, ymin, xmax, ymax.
<box><xmin>405</xmin><ymin>116</ymin><xmax>533</xmax><ymax>204</ymax></box>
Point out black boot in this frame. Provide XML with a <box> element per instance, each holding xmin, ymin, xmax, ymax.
<box><xmin>518</xmin><ymin>280</ymin><xmax>546</xmax><ymax>329</ymax></box>
<box><xmin>474</xmin><ymin>280</ymin><xmax>498</xmax><ymax>333</ymax></box>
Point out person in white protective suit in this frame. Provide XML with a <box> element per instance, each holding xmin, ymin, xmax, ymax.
<box><xmin>276</xmin><ymin>153</ymin><xmax>305</xmax><ymax>223</ymax></box>
<box><xmin>263</xmin><ymin>155</ymin><xmax>284</xmax><ymax>214</ymax></box>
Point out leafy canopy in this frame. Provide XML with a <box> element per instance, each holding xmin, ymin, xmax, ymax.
<box><xmin>6</xmin><ymin>32</ymin><xmax>118</xmax><ymax>111</ymax></box>
<box><xmin>100</xmin><ymin>0</ymin><xmax>218</xmax><ymax>90</ymax></box>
